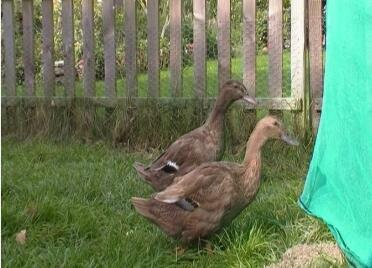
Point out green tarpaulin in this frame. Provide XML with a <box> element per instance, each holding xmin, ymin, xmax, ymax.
<box><xmin>299</xmin><ymin>0</ymin><xmax>372</xmax><ymax>267</ymax></box>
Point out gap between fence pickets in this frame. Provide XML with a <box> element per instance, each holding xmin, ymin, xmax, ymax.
<box><xmin>2</xmin><ymin>97</ymin><xmax>302</xmax><ymax>111</ymax></box>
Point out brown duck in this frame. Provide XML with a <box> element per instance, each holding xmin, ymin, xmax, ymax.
<box><xmin>132</xmin><ymin>116</ymin><xmax>299</xmax><ymax>243</ymax></box>
<box><xmin>134</xmin><ymin>80</ymin><xmax>257</xmax><ymax>191</ymax></box>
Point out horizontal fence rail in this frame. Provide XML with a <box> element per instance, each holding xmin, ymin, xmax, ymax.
<box><xmin>2</xmin><ymin>96</ymin><xmax>302</xmax><ymax>111</ymax></box>
<box><xmin>1</xmin><ymin>0</ymin><xmax>324</xmax><ymax>134</ymax></box>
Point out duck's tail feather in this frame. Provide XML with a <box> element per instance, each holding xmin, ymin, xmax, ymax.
<box><xmin>131</xmin><ymin>197</ymin><xmax>183</xmax><ymax>237</ymax></box>
<box><xmin>133</xmin><ymin>162</ymin><xmax>155</xmax><ymax>187</ymax></box>
<box><xmin>133</xmin><ymin>162</ymin><xmax>149</xmax><ymax>178</ymax></box>
<box><xmin>131</xmin><ymin>197</ymin><xmax>154</xmax><ymax>220</ymax></box>
<box><xmin>133</xmin><ymin>162</ymin><xmax>174</xmax><ymax>191</ymax></box>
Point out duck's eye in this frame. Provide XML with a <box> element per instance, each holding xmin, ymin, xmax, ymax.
<box><xmin>273</xmin><ymin>121</ymin><xmax>280</xmax><ymax>127</ymax></box>
<box><xmin>234</xmin><ymin>84</ymin><xmax>238</xmax><ymax>89</ymax></box>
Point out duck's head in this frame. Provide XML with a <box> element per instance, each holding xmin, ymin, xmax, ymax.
<box><xmin>220</xmin><ymin>80</ymin><xmax>257</xmax><ymax>105</ymax></box>
<box><xmin>257</xmin><ymin>116</ymin><xmax>299</xmax><ymax>145</ymax></box>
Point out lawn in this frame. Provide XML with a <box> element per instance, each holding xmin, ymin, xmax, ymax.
<box><xmin>1</xmin><ymin>138</ymin><xmax>339</xmax><ymax>267</ymax></box>
<box><xmin>16</xmin><ymin>52</ymin><xmax>292</xmax><ymax>98</ymax></box>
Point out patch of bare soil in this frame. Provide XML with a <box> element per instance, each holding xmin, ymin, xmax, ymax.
<box><xmin>266</xmin><ymin>242</ymin><xmax>345</xmax><ymax>268</ymax></box>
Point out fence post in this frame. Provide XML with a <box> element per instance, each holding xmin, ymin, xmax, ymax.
<box><xmin>103</xmin><ymin>0</ymin><xmax>116</xmax><ymax>97</ymax></box>
<box><xmin>3</xmin><ymin>0</ymin><xmax>16</xmax><ymax>97</ymax></box>
<box><xmin>242</xmin><ymin>0</ymin><xmax>257</xmax><ymax>129</ymax></box>
<box><xmin>268</xmin><ymin>0</ymin><xmax>283</xmax><ymax>102</ymax></box>
<box><xmin>217</xmin><ymin>0</ymin><xmax>231</xmax><ymax>90</ymax></box>
<box><xmin>291</xmin><ymin>0</ymin><xmax>307</xmax><ymax>137</ymax></box>
<box><xmin>22</xmin><ymin>0</ymin><xmax>35</xmax><ymax>96</ymax></box>
<box><xmin>308</xmin><ymin>0</ymin><xmax>323</xmax><ymax>135</ymax></box>
<box><xmin>41</xmin><ymin>0</ymin><xmax>55</xmax><ymax>97</ymax></box>
<box><xmin>82</xmin><ymin>0</ymin><xmax>95</xmax><ymax>97</ymax></box>
<box><xmin>170</xmin><ymin>0</ymin><xmax>182</xmax><ymax>97</ymax></box>
<box><xmin>147</xmin><ymin>0</ymin><xmax>160</xmax><ymax>97</ymax></box>
<box><xmin>243</xmin><ymin>0</ymin><xmax>256</xmax><ymax>98</ymax></box>
<box><xmin>125</xmin><ymin>0</ymin><xmax>137</xmax><ymax>97</ymax></box>
<box><xmin>2</xmin><ymin>0</ymin><xmax>16</xmax><ymax>133</ymax></box>
<box><xmin>62</xmin><ymin>0</ymin><xmax>75</xmax><ymax>97</ymax></box>
<box><xmin>193</xmin><ymin>0</ymin><xmax>206</xmax><ymax>98</ymax></box>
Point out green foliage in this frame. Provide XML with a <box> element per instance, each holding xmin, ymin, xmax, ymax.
<box><xmin>1</xmin><ymin>138</ymin><xmax>338</xmax><ymax>267</ymax></box>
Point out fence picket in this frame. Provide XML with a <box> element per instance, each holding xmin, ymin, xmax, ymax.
<box><xmin>82</xmin><ymin>0</ymin><xmax>95</xmax><ymax>97</ymax></box>
<box><xmin>3</xmin><ymin>0</ymin><xmax>16</xmax><ymax>97</ymax></box>
<box><xmin>147</xmin><ymin>0</ymin><xmax>160</xmax><ymax>97</ymax></box>
<box><xmin>193</xmin><ymin>0</ymin><xmax>206</xmax><ymax>98</ymax></box>
<box><xmin>243</xmin><ymin>0</ymin><xmax>256</xmax><ymax>97</ymax></box>
<box><xmin>125</xmin><ymin>0</ymin><xmax>137</xmax><ymax>97</ymax></box>
<box><xmin>291</xmin><ymin>0</ymin><xmax>306</xmax><ymax>133</ymax></box>
<box><xmin>115</xmin><ymin>0</ymin><xmax>123</xmax><ymax>9</ymax></box>
<box><xmin>308</xmin><ymin>0</ymin><xmax>323</xmax><ymax>133</ymax></box>
<box><xmin>103</xmin><ymin>0</ymin><xmax>116</xmax><ymax>97</ymax></box>
<box><xmin>22</xmin><ymin>0</ymin><xmax>35</xmax><ymax>96</ymax></box>
<box><xmin>42</xmin><ymin>0</ymin><xmax>55</xmax><ymax>97</ymax></box>
<box><xmin>170</xmin><ymin>0</ymin><xmax>182</xmax><ymax>97</ymax></box>
<box><xmin>62</xmin><ymin>0</ymin><xmax>75</xmax><ymax>97</ymax></box>
<box><xmin>217</xmin><ymin>0</ymin><xmax>231</xmax><ymax>89</ymax></box>
<box><xmin>268</xmin><ymin>0</ymin><xmax>282</xmax><ymax>98</ymax></box>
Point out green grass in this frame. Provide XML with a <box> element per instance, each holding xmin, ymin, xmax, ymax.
<box><xmin>16</xmin><ymin>52</ymin><xmax>291</xmax><ymax>98</ymax></box>
<box><xmin>1</xmin><ymin>138</ymin><xmax>338</xmax><ymax>267</ymax></box>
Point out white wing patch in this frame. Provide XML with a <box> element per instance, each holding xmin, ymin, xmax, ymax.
<box><xmin>166</xmin><ymin>161</ymin><xmax>179</xmax><ymax>171</ymax></box>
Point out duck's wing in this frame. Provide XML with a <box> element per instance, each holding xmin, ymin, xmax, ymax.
<box><xmin>133</xmin><ymin>127</ymin><xmax>220</xmax><ymax>191</ymax></box>
<box><xmin>154</xmin><ymin>165</ymin><xmax>217</xmax><ymax>203</ymax></box>
<box><xmin>155</xmin><ymin>163</ymin><xmax>236</xmax><ymax>206</ymax></box>
<box><xmin>155</xmin><ymin>163</ymin><xmax>239</xmax><ymax>242</ymax></box>
<box><xmin>150</xmin><ymin>128</ymin><xmax>214</xmax><ymax>173</ymax></box>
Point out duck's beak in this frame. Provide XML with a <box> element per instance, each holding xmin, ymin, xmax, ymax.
<box><xmin>242</xmin><ymin>95</ymin><xmax>257</xmax><ymax>105</ymax></box>
<box><xmin>281</xmin><ymin>133</ymin><xmax>299</xmax><ymax>146</ymax></box>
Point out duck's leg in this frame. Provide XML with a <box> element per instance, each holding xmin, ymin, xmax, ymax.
<box><xmin>175</xmin><ymin>245</ymin><xmax>187</xmax><ymax>256</ymax></box>
<box><xmin>205</xmin><ymin>241</ymin><xmax>213</xmax><ymax>255</ymax></box>
<box><xmin>197</xmin><ymin>238</ymin><xmax>213</xmax><ymax>254</ymax></box>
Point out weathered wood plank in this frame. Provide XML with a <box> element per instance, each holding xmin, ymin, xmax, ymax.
<box><xmin>82</xmin><ymin>0</ymin><xmax>95</xmax><ymax>97</ymax></box>
<box><xmin>2</xmin><ymin>0</ymin><xmax>16</xmax><ymax>96</ymax></box>
<box><xmin>308</xmin><ymin>0</ymin><xmax>323</xmax><ymax>133</ymax></box>
<box><xmin>291</xmin><ymin>0</ymin><xmax>306</xmax><ymax>100</ymax></box>
<box><xmin>125</xmin><ymin>0</ymin><xmax>137</xmax><ymax>97</ymax></box>
<box><xmin>41</xmin><ymin>0</ymin><xmax>55</xmax><ymax>97</ymax></box>
<box><xmin>243</xmin><ymin>0</ymin><xmax>256</xmax><ymax>96</ymax></box>
<box><xmin>314</xmin><ymin>97</ymin><xmax>322</xmax><ymax>111</ymax></box>
<box><xmin>2</xmin><ymin>96</ymin><xmax>302</xmax><ymax>111</ymax></box>
<box><xmin>291</xmin><ymin>0</ymin><xmax>306</xmax><ymax>133</ymax></box>
<box><xmin>22</xmin><ymin>0</ymin><xmax>35</xmax><ymax>96</ymax></box>
<box><xmin>170</xmin><ymin>0</ymin><xmax>182</xmax><ymax>97</ymax></box>
<box><xmin>115</xmin><ymin>0</ymin><xmax>123</xmax><ymax>9</ymax></box>
<box><xmin>217</xmin><ymin>0</ymin><xmax>231</xmax><ymax>89</ymax></box>
<box><xmin>193</xmin><ymin>0</ymin><xmax>206</xmax><ymax>98</ymax></box>
<box><xmin>147</xmin><ymin>0</ymin><xmax>160</xmax><ymax>97</ymax></box>
<box><xmin>268</xmin><ymin>0</ymin><xmax>282</xmax><ymax>98</ymax></box>
<box><xmin>62</xmin><ymin>0</ymin><xmax>75</xmax><ymax>97</ymax></box>
<box><xmin>103</xmin><ymin>0</ymin><xmax>116</xmax><ymax>97</ymax></box>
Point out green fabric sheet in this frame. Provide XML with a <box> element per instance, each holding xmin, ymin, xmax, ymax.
<box><xmin>299</xmin><ymin>0</ymin><xmax>372</xmax><ymax>267</ymax></box>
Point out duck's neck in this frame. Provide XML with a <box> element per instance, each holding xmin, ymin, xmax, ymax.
<box><xmin>240</xmin><ymin>126</ymin><xmax>268</xmax><ymax>199</ymax></box>
<box><xmin>205</xmin><ymin>93</ymin><xmax>231</xmax><ymax>131</ymax></box>
<box><xmin>243</xmin><ymin>126</ymin><xmax>268</xmax><ymax>166</ymax></box>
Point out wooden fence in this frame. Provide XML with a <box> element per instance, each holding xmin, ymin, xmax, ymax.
<box><xmin>1</xmin><ymin>0</ymin><xmax>324</xmax><ymax>135</ymax></box>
